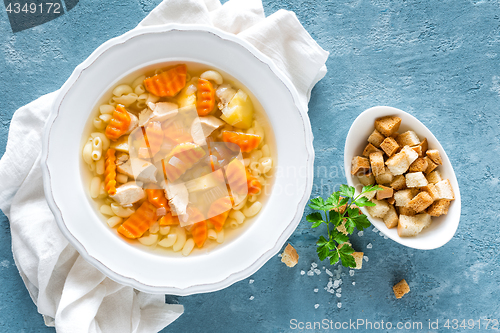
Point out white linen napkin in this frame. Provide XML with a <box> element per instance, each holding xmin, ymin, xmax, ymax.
<box><xmin>0</xmin><ymin>0</ymin><xmax>329</xmax><ymax>332</ymax></box>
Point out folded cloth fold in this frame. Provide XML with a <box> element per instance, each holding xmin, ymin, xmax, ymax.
<box><xmin>0</xmin><ymin>0</ymin><xmax>328</xmax><ymax>332</ymax></box>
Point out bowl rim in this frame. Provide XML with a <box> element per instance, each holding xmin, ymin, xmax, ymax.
<box><xmin>41</xmin><ymin>24</ymin><xmax>315</xmax><ymax>295</ymax></box>
<box><xmin>343</xmin><ymin>105</ymin><xmax>461</xmax><ymax>250</ymax></box>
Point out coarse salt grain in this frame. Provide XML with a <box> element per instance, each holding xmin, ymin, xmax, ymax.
<box><xmin>249</xmin><ymin>296</ymin><xmax>254</xmax><ymax>300</ymax></box>
<box><xmin>314</xmin><ymin>304</ymin><xmax>320</xmax><ymax>309</ymax></box>
<box><xmin>367</xmin><ymin>243</ymin><xmax>373</xmax><ymax>249</ymax></box>
<box><xmin>358</xmin><ymin>231</ymin><xmax>364</xmax><ymax>237</ymax></box>
<box><xmin>311</xmin><ymin>263</ymin><xmax>318</xmax><ymax>268</ymax></box>
<box><xmin>314</xmin><ymin>288</ymin><xmax>318</xmax><ymax>293</ymax></box>
<box><xmin>333</xmin><ymin>279</ymin><xmax>342</xmax><ymax>288</ymax></box>
<box><xmin>352</xmin><ymin>282</ymin><xmax>356</xmax><ymax>286</ymax></box>
<box><xmin>249</xmin><ymin>279</ymin><xmax>254</xmax><ymax>284</ymax></box>
<box><xmin>337</xmin><ymin>302</ymin><xmax>342</xmax><ymax>308</ymax></box>
<box><xmin>363</xmin><ymin>256</ymin><xmax>369</xmax><ymax>262</ymax></box>
<box><xmin>336</xmin><ymin>288</ymin><xmax>342</xmax><ymax>293</ymax></box>
<box><xmin>301</xmin><ymin>270</ymin><xmax>305</xmax><ymax>275</ymax></box>
<box><xmin>325</xmin><ymin>269</ymin><xmax>333</xmax><ymax>277</ymax></box>
<box><xmin>307</xmin><ymin>270</ymin><xmax>314</xmax><ymax>276</ymax></box>
<box><xmin>349</xmin><ymin>270</ymin><xmax>355</xmax><ymax>276</ymax></box>
<box><xmin>379</xmin><ymin>231</ymin><xmax>385</xmax><ymax>237</ymax></box>
<box><xmin>372</xmin><ymin>227</ymin><xmax>379</xmax><ymax>233</ymax></box>
<box><xmin>336</xmin><ymin>293</ymin><xmax>341</xmax><ymax>298</ymax></box>
<box><xmin>278</xmin><ymin>254</ymin><xmax>282</xmax><ymax>257</ymax></box>
<box><xmin>314</xmin><ymin>269</ymin><xmax>321</xmax><ymax>275</ymax></box>
<box><xmin>384</xmin><ymin>236</ymin><xmax>388</xmax><ymax>239</ymax></box>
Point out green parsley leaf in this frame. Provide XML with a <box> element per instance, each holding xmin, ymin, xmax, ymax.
<box><xmin>308</xmin><ymin>197</ymin><xmax>325</xmax><ymax>210</ymax></box>
<box><xmin>339</xmin><ymin>184</ymin><xmax>355</xmax><ymax>199</ymax></box>
<box><xmin>317</xmin><ymin>245</ymin><xmax>329</xmax><ymax>261</ymax></box>
<box><xmin>329</xmin><ymin>252</ymin><xmax>340</xmax><ymax>265</ymax></box>
<box><xmin>354</xmin><ymin>196</ymin><xmax>376</xmax><ymax>207</ymax></box>
<box><xmin>350</xmin><ymin>214</ymin><xmax>371</xmax><ymax>230</ymax></box>
<box><xmin>362</xmin><ymin>184</ymin><xmax>382</xmax><ymax>194</ymax></box>
<box><xmin>307</xmin><ymin>184</ymin><xmax>375</xmax><ymax>267</ymax></box>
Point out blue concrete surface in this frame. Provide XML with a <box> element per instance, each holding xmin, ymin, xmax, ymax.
<box><xmin>1</xmin><ymin>0</ymin><xmax>500</xmax><ymax>332</ymax></box>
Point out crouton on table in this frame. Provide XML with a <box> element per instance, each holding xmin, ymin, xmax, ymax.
<box><xmin>281</xmin><ymin>244</ymin><xmax>299</xmax><ymax>267</ymax></box>
<box><xmin>393</xmin><ymin>279</ymin><xmax>410</xmax><ymax>299</ymax></box>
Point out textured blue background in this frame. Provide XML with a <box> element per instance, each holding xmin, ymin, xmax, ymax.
<box><xmin>1</xmin><ymin>0</ymin><xmax>500</xmax><ymax>332</ymax></box>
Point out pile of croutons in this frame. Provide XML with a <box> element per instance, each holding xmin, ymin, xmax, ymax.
<box><xmin>351</xmin><ymin>116</ymin><xmax>455</xmax><ymax>237</ymax></box>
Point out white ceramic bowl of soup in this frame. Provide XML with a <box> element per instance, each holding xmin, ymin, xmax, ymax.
<box><xmin>41</xmin><ymin>24</ymin><xmax>314</xmax><ymax>295</ymax></box>
<box><xmin>344</xmin><ymin>106</ymin><xmax>461</xmax><ymax>250</ymax></box>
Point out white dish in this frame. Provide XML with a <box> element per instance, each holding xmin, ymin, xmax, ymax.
<box><xmin>41</xmin><ymin>24</ymin><xmax>314</xmax><ymax>295</ymax></box>
<box><xmin>344</xmin><ymin>106</ymin><xmax>461</xmax><ymax>250</ymax></box>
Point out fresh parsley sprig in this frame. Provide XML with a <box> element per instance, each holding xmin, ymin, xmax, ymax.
<box><xmin>306</xmin><ymin>184</ymin><xmax>382</xmax><ymax>268</ymax></box>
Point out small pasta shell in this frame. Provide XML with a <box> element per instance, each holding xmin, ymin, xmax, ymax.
<box><xmin>158</xmin><ymin>233</ymin><xmax>177</xmax><ymax>248</ymax></box>
<box><xmin>181</xmin><ymin>238</ymin><xmax>195</xmax><ymax>256</ymax></box>
<box><xmin>138</xmin><ymin>233</ymin><xmax>158</xmax><ymax>246</ymax></box>
<box><xmin>107</xmin><ymin>216</ymin><xmax>123</xmax><ymax>228</ymax></box>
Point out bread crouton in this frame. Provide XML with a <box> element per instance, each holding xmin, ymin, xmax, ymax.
<box><xmin>394</xmin><ymin>189</ymin><xmax>418</xmax><ymax>207</ymax></box>
<box><xmin>393</xmin><ymin>279</ymin><xmax>410</xmax><ymax>299</ymax></box>
<box><xmin>426</xmin><ymin>149</ymin><xmax>443</xmax><ymax>165</ymax></box>
<box><xmin>387</xmin><ymin>197</ymin><xmax>396</xmax><ymax>205</ymax></box>
<box><xmin>281</xmin><ymin>244</ymin><xmax>299</xmax><ymax>267</ymax></box>
<box><xmin>352</xmin><ymin>252</ymin><xmax>364</xmax><ymax>269</ymax></box>
<box><xmin>427</xmin><ymin>199</ymin><xmax>451</xmax><ymax>216</ymax></box>
<box><xmin>390</xmin><ymin>175</ymin><xmax>407</xmax><ymax>191</ymax></box>
<box><xmin>385</xmin><ymin>152</ymin><xmax>410</xmax><ymax>176</ymax></box>
<box><xmin>411</xmin><ymin>138</ymin><xmax>428</xmax><ymax>157</ymax></box>
<box><xmin>363</xmin><ymin>143</ymin><xmax>382</xmax><ymax>157</ymax></box>
<box><xmin>398</xmin><ymin>206</ymin><xmax>416</xmax><ymax>216</ymax></box>
<box><xmin>383</xmin><ymin>205</ymin><xmax>399</xmax><ymax>229</ymax></box>
<box><xmin>406</xmin><ymin>172</ymin><xmax>428</xmax><ymax>188</ymax></box>
<box><xmin>424</xmin><ymin>156</ymin><xmax>438</xmax><ymax>175</ymax></box>
<box><xmin>434</xmin><ymin>179</ymin><xmax>455</xmax><ymax>200</ymax></box>
<box><xmin>357</xmin><ymin>172</ymin><xmax>375</xmax><ymax>186</ymax></box>
<box><xmin>421</xmin><ymin>184</ymin><xmax>439</xmax><ymax>201</ymax></box>
<box><xmin>366</xmin><ymin>199</ymin><xmax>390</xmax><ymax>218</ymax></box>
<box><xmin>370</xmin><ymin>151</ymin><xmax>385</xmax><ymax>176</ymax></box>
<box><xmin>336</xmin><ymin>218</ymin><xmax>348</xmax><ymax>235</ymax></box>
<box><xmin>375</xmin><ymin>116</ymin><xmax>402</xmax><ymax>137</ymax></box>
<box><xmin>409</xmin><ymin>157</ymin><xmax>428</xmax><ymax>173</ymax></box>
<box><xmin>367</xmin><ymin>129</ymin><xmax>385</xmax><ymax>147</ymax></box>
<box><xmin>406</xmin><ymin>191</ymin><xmax>434</xmax><ymax>213</ymax></box>
<box><xmin>351</xmin><ymin>156</ymin><xmax>370</xmax><ymax>175</ymax></box>
<box><xmin>376</xmin><ymin>185</ymin><xmax>393</xmax><ymax>200</ymax></box>
<box><xmin>400</xmin><ymin>145</ymin><xmax>418</xmax><ymax>165</ymax></box>
<box><xmin>426</xmin><ymin>170</ymin><xmax>443</xmax><ymax>184</ymax></box>
<box><xmin>397</xmin><ymin>213</ymin><xmax>432</xmax><ymax>237</ymax></box>
<box><xmin>331</xmin><ymin>197</ymin><xmax>348</xmax><ymax>214</ymax></box>
<box><xmin>385</xmin><ymin>146</ymin><xmax>418</xmax><ymax>176</ymax></box>
<box><xmin>396</xmin><ymin>131</ymin><xmax>420</xmax><ymax>147</ymax></box>
<box><xmin>361</xmin><ymin>190</ymin><xmax>376</xmax><ymax>201</ymax></box>
<box><xmin>375</xmin><ymin>167</ymin><xmax>394</xmax><ymax>185</ymax></box>
<box><xmin>380</xmin><ymin>137</ymin><xmax>400</xmax><ymax>156</ymax></box>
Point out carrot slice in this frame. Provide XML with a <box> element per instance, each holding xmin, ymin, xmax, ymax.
<box><xmin>163</xmin><ymin>121</ymin><xmax>192</xmax><ymax>145</ymax></box>
<box><xmin>143</xmin><ymin>64</ymin><xmax>187</xmax><ymax>97</ymax></box>
<box><xmin>159</xmin><ymin>211</ymin><xmax>179</xmax><ymax>226</ymax></box>
<box><xmin>105</xmin><ymin>105</ymin><xmax>131</xmax><ymax>141</ymax></box>
<box><xmin>145</xmin><ymin>188</ymin><xmax>168</xmax><ymax>209</ymax></box>
<box><xmin>191</xmin><ymin>221</ymin><xmax>208</xmax><ymax>248</ymax></box>
<box><xmin>117</xmin><ymin>202</ymin><xmax>157</xmax><ymax>239</ymax></box>
<box><xmin>246</xmin><ymin>171</ymin><xmax>262</xmax><ymax>195</ymax></box>
<box><xmin>224</xmin><ymin>159</ymin><xmax>248</xmax><ymax>195</ymax></box>
<box><xmin>196</xmin><ymin>78</ymin><xmax>215</xmax><ymax>116</ymax></box>
<box><xmin>104</xmin><ymin>149</ymin><xmax>117</xmax><ymax>195</ymax></box>
<box><xmin>144</xmin><ymin>121</ymin><xmax>163</xmax><ymax>156</ymax></box>
<box><xmin>222</xmin><ymin>131</ymin><xmax>261</xmax><ymax>153</ymax></box>
<box><xmin>208</xmin><ymin>196</ymin><xmax>232</xmax><ymax>231</ymax></box>
<box><xmin>162</xmin><ymin>142</ymin><xmax>206</xmax><ymax>182</ymax></box>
